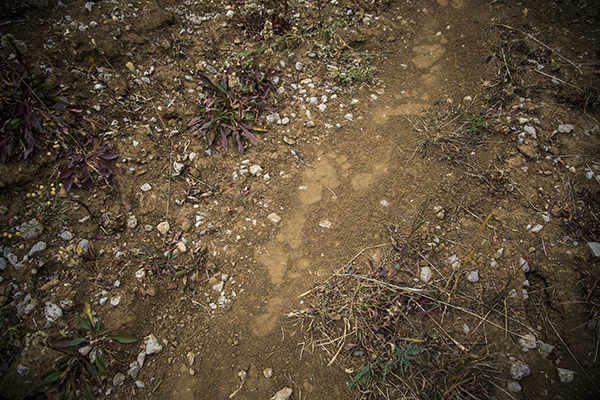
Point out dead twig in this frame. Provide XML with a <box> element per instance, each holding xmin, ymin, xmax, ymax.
<box><xmin>492</xmin><ymin>24</ymin><xmax>582</xmax><ymax>74</ymax></box>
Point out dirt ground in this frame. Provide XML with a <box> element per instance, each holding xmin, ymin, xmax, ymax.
<box><xmin>1</xmin><ymin>0</ymin><xmax>600</xmax><ymax>399</ymax></box>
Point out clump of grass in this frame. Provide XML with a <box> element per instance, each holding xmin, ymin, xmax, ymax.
<box><xmin>27</xmin><ymin>183</ymin><xmax>68</xmax><ymax>226</ymax></box>
<box><xmin>288</xmin><ymin>205</ymin><xmax>499</xmax><ymax>397</ymax></box>
<box><xmin>42</xmin><ymin>302</ymin><xmax>135</xmax><ymax>400</ymax></box>
<box><xmin>410</xmin><ymin>100</ymin><xmax>490</xmax><ymax>156</ymax></box>
<box><xmin>330</xmin><ymin>51</ymin><xmax>376</xmax><ymax>85</ymax></box>
<box><xmin>188</xmin><ymin>63</ymin><xmax>276</xmax><ymax>154</ymax></box>
<box><xmin>0</xmin><ymin>34</ymin><xmax>85</xmax><ymax>163</ymax></box>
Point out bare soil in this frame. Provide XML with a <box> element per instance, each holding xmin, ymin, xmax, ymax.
<box><xmin>1</xmin><ymin>0</ymin><xmax>600</xmax><ymax>399</ymax></box>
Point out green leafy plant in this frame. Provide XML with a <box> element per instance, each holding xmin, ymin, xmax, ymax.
<box><xmin>0</xmin><ymin>34</ymin><xmax>85</xmax><ymax>163</ymax></box>
<box><xmin>142</xmin><ymin>246</ymin><xmax>181</xmax><ymax>278</ymax></box>
<box><xmin>348</xmin><ymin>364</ymin><xmax>374</xmax><ymax>390</ymax></box>
<box><xmin>54</xmin><ymin>136</ymin><xmax>118</xmax><ymax>192</ymax></box>
<box><xmin>188</xmin><ymin>64</ymin><xmax>276</xmax><ymax>154</ymax></box>
<box><xmin>0</xmin><ymin>305</ymin><xmax>30</xmax><ymax>343</ymax></box>
<box><xmin>382</xmin><ymin>341</ymin><xmax>422</xmax><ymax>381</ymax></box>
<box><xmin>42</xmin><ymin>302</ymin><xmax>136</xmax><ymax>400</ymax></box>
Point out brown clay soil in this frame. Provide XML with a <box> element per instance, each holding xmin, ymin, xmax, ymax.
<box><xmin>1</xmin><ymin>0</ymin><xmax>600</xmax><ymax>399</ymax></box>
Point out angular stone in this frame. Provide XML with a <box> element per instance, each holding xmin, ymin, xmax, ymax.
<box><xmin>145</xmin><ymin>334</ymin><xmax>163</xmax><ymax>355</ymax></box>
<box><xmin>420</xmin><ymin>266</ymin><xmax>432</xmax><ymax>283</ymax></box>
<box><xmin>28</xmin><ymin>241</ymin><xmax>46</xmax><ymax>256</ymax></box>
<box><xmin>587</xmin><ymin>242</ymin><xmax>600</xmax><ymax>258</ymax></box>
<box><xmin>157</xmin><ymin>221</ymin><xmax>170</xmax><ymax>235</ymax></box>
<box><xmin>557</xmin><ymin>368</ymin><xmax>574</xmax><ymax>383</ymax></box>
<box><xmin>267</xmin><ymin>213</ymin><xmax>281</xmax><ymax>224</ymax></box>
<box><xmin>127</xmin><ymin>215</ymin><xmax>138</xmax><ymax>229</ymax></box>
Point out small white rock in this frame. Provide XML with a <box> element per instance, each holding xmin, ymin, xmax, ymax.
<box><xmin>519</xmin><ymin>333</ymin><xmax>537</xmax><ymax>352</ymax></box>
<box><xmin>144</xmin><ymin>334</ymin><xmax>163</xmax><ymax>355</ymax></box>
<box><xmin>587</xmin><ymin>242</ymin><xmax>600</xmax><ymax>258</ymax></box>
<box><xmin>45</xmin><ymin>302</ymin><xmax>63</xmax><ymax>323</ymax></box>
<box><xmin>60</xmin><ymin>231</ymin><xmax>73</xmax><ymax>240</ymax></box>
<box><xmin>506</xmin><ymin>381</ymin><xmax>522</xmax><ymax>393</ymax></box>
<box><xmin>319</xmin><ymin>220</ymin><xmax>332</xmax><ymax>229</ymax></box>
<box><xmin>270</xmin><ymin>387</ymin><xmax>292</xmax><ymax>400</ymax></box>
<box><xmin>157</xmin><ymin>221</ymin><xmax>170</xmax><ymax>235</ymax></box>
<box><xmin>127</xmin><ymin>215</ymin><xmax>138</xmax><ymax>229</ymax></box>
<box><xmin>519</xmin><ymin>258</ymin><xmax>530</xmax><ymax>273</ymax></box>
<box><xmin>135</xmin><ymin>269</ymin><xmax>146</xmax><ymax>279</ymax></box>
<box><xmin>531</xmin><ymin>224</ymin><xmax>543</xmax><ymax>233</ymax></box>
<box><xmin>263</xmin><ymin>367</ymin><xmax>273</xmax><ymax>378</ymax></box>
<box><xmin>318</xmin><ymin>104</ymin><xmax>327</xmax><ymax>112</ymax></box>
<box><xmin>213</xmin><ymin>281</ymin><xmax>224</xmax><ymax>292</ymax></box>
<box><xmin>28</xmin><ymin>241</ymin><xmax>46</xmax><ymax>256</ymax></box>
<box><xmin>137</xmin><ymin>350</ymin><xmax>146</xmax><ymax>368</ymax></box>
<box><xmin>113</xmin><ymin>372</ymin><xmax>125</xmax><ymax>386</ymax></box>
<box><xmin>173</xmin><ymin>162</ymin><xmax>185</xmax><ymax>175</ymax></box>
<box><xmin>249</xmin><ymin>165</ymin><xmax>263</xmax><ymax>176</ymax></box>
<box><xmin>557</xmin><ymin>368</ymin><xmax>575</xmax><ymax>383</ymax></box>
<box><xmin>141</xmin><ymin>183</ymin><xmax>152</xmax><ymax>192</ymax></box>
<box><xmin>467</xmin><ymin>271</ymin><xmax>479</xmax><ymax>283</ymax></box>
<box><xmin>558</xmin><ymin>124</ymin><xmax>574</xmax><ymax>133</ymax></box>
<box><xmin>420</xmin><ymin>266</ymin><xmax>432</xmax><ymax>283</ymax></box>
<box><xmin>267</xmin><ymin>213</ymin><xmax>281</xmax><ymax>224</ymax></box>
<box><xmin>110</xmin><ymin>296</ymin><xmax>121</xmax><ymax>306</ymax></box>
<box><xmin>344</xmin><ymin>113</ymin><xmax>354</xmax><ymax>121</ymax></box>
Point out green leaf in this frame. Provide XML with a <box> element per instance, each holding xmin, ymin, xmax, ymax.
<box><xmin>95</xmin><ymin>352</ymin><xmax>107</xmax><ymax>372</ymax></box>
<box><xmin>42</xmin><ymin>370</ymin><xmax>64</xmax><ymax>385</ymax></box>
<box><xmin>50</xmin><ymin>337</ymin><xmax>75</xmax><ymax>349</ymax></box>
<box><xmin>71</xmin><ymin>337</ymin><xmax>88</xmax><ymax>346</ymax></box>
<box><xmin>83</xmin><ymin>381</ymin><xmax>96</xmax><ymax>400</ymax></box>
<box><xmin>94</xmin><ymin>321</ymin><xmax>100</xmax><ymax>333</ymax></box>
<box><xmin>106</xmin><ymin>334</ymin><xmax>136</xmax><ymax>344</ymax></box>
<box><xmin>84</xmin><ymin>359</ymin><xmax>98</xmax><ymax>377</ymax></box>
<box><xmin>77</xmin><ymin>316</ymin><xmax>92</xmax><ymax>332</ymax></box>
<box><xmin>7</xmin><ymin>117</ymin><xmax>22</xmax><ymax>130</ymax></box>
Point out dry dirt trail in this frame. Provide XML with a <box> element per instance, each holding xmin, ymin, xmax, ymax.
<box><xmin>180</xmin><ymin>1</ymin><xmax>497</xmax><ymax>398</ymax></box>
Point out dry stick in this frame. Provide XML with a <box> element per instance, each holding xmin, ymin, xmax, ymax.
<box><xmin>327</xmin><ymin>318</ymin><xmax>349</xmax><ymax>367</ymax></box>
<box><xmin>548</xmin><ymin>319</ymin><xmax>600</xmax><ymax>393</ymax></box>
<box><xmin>68</xmin><ymin>198</ymin><xmax>109</xmax><ymax>236</ymax></box>
<box><xmin>151</xmin><ymin>379</ymin><xmax>163</xmax><ymax>394</ymax></box>
<box><xmin>228</xmin><ymin>374</ymin><xmax>246</xmax><ymax>399</ymax></box>
<box><xmin>325</xmin><ymin>186</ymin><xmax>337</xmax><ymax>198</ymax></box>
<box><xmin>514</xmin><ymin>185</ymin><xmax>545</xmax><ymax>213</ymax></box>
<box><xmin>332</xmin><ymin>274</ymin><xmax>424</xmax><ymax>293</ymax></box>
<box><xmin>427</xmin><ymin>313</ymin><xmax>466</xmax><ymax>352</ymax></box>
<box><xmin>533</xmin><ymin>69</ymin><xmax>584</xmax><ymax>91</ymax></box>
<box><xmin>298</xmin><ymin>243</ymin><xmax>388</xmax><ymax>298</ymax></box>
<box><xmin>493</xmin><ymin>24</ymin><xmax>583</xmax><ymax>74</ymax></box>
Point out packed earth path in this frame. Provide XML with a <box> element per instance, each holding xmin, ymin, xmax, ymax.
<box><xmin>1</xmin><ymin>0</ymin><xmax>600</xmax><ymax>399</ymax></box>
